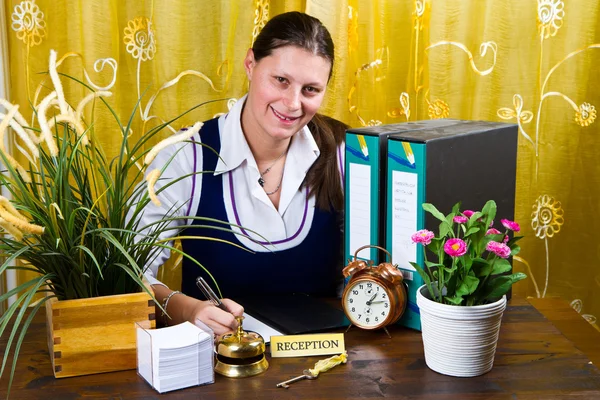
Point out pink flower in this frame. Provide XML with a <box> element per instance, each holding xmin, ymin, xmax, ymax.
<box><xmin>411</xmin><ymin>229</ymin><xmax>435</xmax><ymax>245</ymax></box>
<box><xmin>487</xmin><ymin>228</ymin><xmax>509</xmax><ymax>243</ymax></box>
<box><xmin>463</xmin><ymin>210</ymin><xmax>474</xmax><ymax>218</ymax></box>
<box><xmin>501</xmin><ymin>219</ymin><xmax>520</xmax><ymax>232</ymax></box>
<box><xmin>453</xmin><ymin>216</ymin><xmax>468</xmax><ymax>224</ymax></box>
<box><xmin>486</xmin><ymin>241</ymin><xmax>511</xmax><ymax>258</ymax></box>
<box><xmin>443</xmin><ymin>238</ymin><xmax>467</xmax><ymax>257</ymax></box>
<box><xmin>486</xmin><ymin>228</ymin><xmax>501</xmax><ymax>235</ymax></box>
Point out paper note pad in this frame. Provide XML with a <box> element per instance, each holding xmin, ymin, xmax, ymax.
<box><xmin>136</xmin><ymin>321</ymin><xmax>214</xmax><ymax>393</ymax></box>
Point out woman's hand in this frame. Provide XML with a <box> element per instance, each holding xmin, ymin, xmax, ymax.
<box><xmin>152</xmin><ymin>285</ymin><xmax>244</xmax><ymax>336</ymax></box>
<box><xmin>183</xmin><ymin>297</ymin><xmax>244</xmax><ymax>336</ymax></box>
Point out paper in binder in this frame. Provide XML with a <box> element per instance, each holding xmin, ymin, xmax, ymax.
<box><xmin>136</xmin><ymin>320</ymin><xmax>214</xmax><ymax>393</ymax></box>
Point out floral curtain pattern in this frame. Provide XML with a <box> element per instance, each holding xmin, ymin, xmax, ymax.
<box><xmin>3</xmin><ymin>0</ymin><xmax>600</xmax><ymax>329</ymax></box>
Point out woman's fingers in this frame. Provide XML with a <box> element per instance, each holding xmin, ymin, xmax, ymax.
<box><xmin>221</xmin><ymin>298</ymin><xmax>244</xmax><ymax>316</ymax></box>
<box><xmin>187</xmin><ymin>298</ymin><xmax>244</xmax><ymax>335</ymax></box>
<box><xmin>193</xmin><ymin>302</ymin><xmax>236</xmax><ymax>335</ymax></box>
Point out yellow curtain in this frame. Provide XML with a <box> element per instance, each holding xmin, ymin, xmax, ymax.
<box><xmin>5</xmin><ymin>0</ymin><xmax>600</xmax><ymax>328</ymax></box>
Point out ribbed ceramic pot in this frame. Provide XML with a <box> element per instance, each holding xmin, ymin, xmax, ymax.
<box><xmin>416</xmin><ymin>284</ymin><xmax>507</xmax><ymax>377</ymax></box>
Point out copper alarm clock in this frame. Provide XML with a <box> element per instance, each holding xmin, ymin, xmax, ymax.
<box><xmin>342</xmin><ymin>245</ymin><xmax>407</xmax><ymax>335</ymax></box>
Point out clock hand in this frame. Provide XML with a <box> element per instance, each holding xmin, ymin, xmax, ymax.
<box><xmin>369</xmin><ymin>301</ymin><xmax>384</xmax><ymax>304</ymax></box>
<box><xmin>366</xmin><ymin>293</ymin><xmax>377</xmax><ymax>305</ymax></box>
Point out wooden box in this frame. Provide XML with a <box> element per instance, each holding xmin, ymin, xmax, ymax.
<box><xmin>45</xmin><ymin>285</ymin><xmax>156</xmax><ymax>378</ymax></box>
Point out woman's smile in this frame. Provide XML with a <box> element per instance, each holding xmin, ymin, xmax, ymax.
<box><xmin>271</xmin><ymin>106</ymin><xmax>301</xmax><ymax>125</ymax></box>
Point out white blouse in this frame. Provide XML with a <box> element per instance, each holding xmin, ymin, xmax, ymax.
<box><xmin>140</xmin><ymin>95</ymin><xmax>345</xmax><ymax>286</ymax></box>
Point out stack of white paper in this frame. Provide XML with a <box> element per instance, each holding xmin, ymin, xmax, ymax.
<box><xmin>136</xmin><ymin>321</ymin><xmax>214</xmax><ymax>393</ymax></box>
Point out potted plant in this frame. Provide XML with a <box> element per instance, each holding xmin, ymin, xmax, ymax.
<box><xmin>0</xmin><ymin>50</ymin><xmax>237</xmax><ymax>394</ymax></box>
<box><xmin>410</xmin><ymin>200</ymin><xmax>527</xmax><ymax>377</ymax></box>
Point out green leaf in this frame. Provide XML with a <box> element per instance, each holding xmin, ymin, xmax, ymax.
<box><xmin>424</xmin><ymin>261</ymin><xmax>444</xmax><ymax>269</ymax></box>
<box><xmin>442</xmin><ymin>265</ymin><xmax>457</xmax><ymax>274</ymax></box>
<box><xmin>451</xmin><ymin>201</ymin><xmax>461</xmax><ymax>215</ymax></box>
<box><xmin>0</xmin><ymin>273</ymin><xmax>51</xmax><ymax>381</ymax></box>
<box><xmin>463</xmin><ymin>252</ymin><xmax>473</xmax><ymax>270</ymax></box>
<box><xmin>472</xmin><ymin>258</ymin><xmax>491</xmax><ymax>277</ymax></box>
<box><xmin>422</xmin><ymin>203</ymin><xmax>446</xmax><ymax>222</ymax></box>
<box><xmin>73</xmin><ymin>245</ymin><xmax>104</xmax><ymax>280</ymax></box>
<box><xmin>482</xmin><ymin>200</ymin><xmax>497</xmax><ymax>227</ymax></box>
<box><xmin>446</xmin><ymin>272</ymin><xmax>458</xmax><ymax>296</ymax></box>
<box><xmin>427</xmin><ymin>237</ymin><xmax>443</xmax><ymax>254</ymax></box>
<box><xmin>464</xmin><ymin>226</ymin><xmax>480</xmax><ymax>237</ymax></box>
<box><xmin>485</xmin><ymin>273</ymin><xmax>528</xmax><ymax>299</ymax></box>
<box><xmin>444</xmin><ymin>295</ymin><xmax>464</xmax><ymax>305</ymax></box>
<box><xmin>410</xmin><ymin>262</ymin><xmax>432</xmax><ymax>287</ymax></box>
<box><xmin>6</xmin><ymin>294</ymin><xmax>50</xmax><ymax>398</ymax></box>
<box><xmin>510</xmin><ymin>245</ymin><xmax>521</xmax><ymax>256</ymax></box>
<box><xmin>439</xmin><ymin>219</ymin><xmax>451</xmax><ymax>238</ymax></box>
<box><xmin>491</xmin><ymin>258</ymin><xmax>512</xmax><ymax>275</ymax></box>
<box><xmin>469</xmin><ymin>211</ymin><xmax>484</xmax><ymax>222</ymax></box>
<box><xmin>486</xmin><ymin>233</ymin><xmax>505</xmax><ymax>243</ymax></box>
<box><xmin>456</xmin><ymin>274</ymin><xmax>479</xmax><ymax>297</ymax></box>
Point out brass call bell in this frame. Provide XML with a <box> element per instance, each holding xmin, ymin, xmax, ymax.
<box><xmin>215</xmin><ymin>316</ymin><xmax>269</xmax><ymax>378</ymax></box>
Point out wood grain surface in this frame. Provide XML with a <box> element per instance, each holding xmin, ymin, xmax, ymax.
<box><xmin>1</xmin><ymin>296</ymin><xmax>599</xmax><ymax>399</ymax></box>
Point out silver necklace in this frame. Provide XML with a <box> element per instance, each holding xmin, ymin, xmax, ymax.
<box><xmin>264</xmin><ymin>173</ymin><xmax>284</xmax><ymax>196</ymax></box>
<box><xmin>258</xmin><ymin>148</ymin><xmax>287</xmax><ymax>187</ymax></box>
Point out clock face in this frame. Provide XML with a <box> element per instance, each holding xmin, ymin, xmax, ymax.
<box><xmin>343</xmin><ymin>278</ymin><xmax>392</xmax><ymax>329</ymax></box>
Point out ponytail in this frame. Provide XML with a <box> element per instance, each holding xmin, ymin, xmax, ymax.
<box><xmin>305</xmin><ymin>114</ymin><xmax>346</xmax><ymax>212</ymax></box>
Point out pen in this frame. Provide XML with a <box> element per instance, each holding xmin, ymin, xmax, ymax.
<box><xmin>196</xmin><ymin>276</ymin><xmax>230</xmax><ymax>312</ymax></box>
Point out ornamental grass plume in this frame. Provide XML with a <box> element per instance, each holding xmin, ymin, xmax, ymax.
<box><xmin>410</xmin><ymin>200</ymin><xmax>527</xmax><ymax>306</ymax></box>
<box><xmin>0</xmin><ymin>49</ymin><xmax>245</xmax><ymax>397</ymax></box>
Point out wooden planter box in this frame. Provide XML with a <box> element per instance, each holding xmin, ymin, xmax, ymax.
<box><xmin>45</xmin><ymin>285</ymin><xmax>156</xmax><ymax>378</ymax></box>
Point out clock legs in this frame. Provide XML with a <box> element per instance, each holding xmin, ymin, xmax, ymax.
<box><xmin>344</xmin><ymin>323</ymin><xmax>392</xmax><ymax>338</ymax></box>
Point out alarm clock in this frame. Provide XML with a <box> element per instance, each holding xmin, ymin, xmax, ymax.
<box><xmin>342</xmin><ymin>245</ymin><xmax>408</xmax><ymax>336</ymax></box>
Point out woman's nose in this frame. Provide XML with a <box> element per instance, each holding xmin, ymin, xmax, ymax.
<box><xmin>283</xmin><ymin>90</ymin><xmax>301</xmax><ymax>111</ymax></box>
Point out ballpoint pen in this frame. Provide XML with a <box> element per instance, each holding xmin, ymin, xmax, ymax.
<box><xmin>196</xmin><ymin>276</ymin><xmax>230</xmax><ymax>312</ymax></box>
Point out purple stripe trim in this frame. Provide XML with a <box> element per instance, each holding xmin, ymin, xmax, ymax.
<box><xmin>228</xmin><ymin>171</ymin><xmax>309</xmax><ymax>245</ymax></box>
<box><xmin>186</xmin><ymin>139</ymin><xmax>198</xmax><ymax>216</ymax></box>
<box><xmin>338</xmin><ymin>145</ymin><xmax>345</xmax><ymax>182</ymax></box>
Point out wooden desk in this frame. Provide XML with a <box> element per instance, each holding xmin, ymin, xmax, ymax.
<box><xmin>2</xmin><ymin>297</ymin><xmax>600</xmax><ymax>399</ymax></box>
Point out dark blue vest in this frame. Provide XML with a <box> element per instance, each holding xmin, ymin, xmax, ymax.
<box><xmin>181</xmin><ymin>118</ymin><xmax>342</xmax><ymax>299</ymax></box>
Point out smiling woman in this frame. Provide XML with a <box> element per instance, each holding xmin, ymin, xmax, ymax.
<box><xmin>138</xmin><ymin>11</ymin><xmax>347</xmax><ymax>336</ymax></box>
<box><xmin>242</xmin><ymin>45</ymin><xmax>332</xmax><ymax>206</ymax></box>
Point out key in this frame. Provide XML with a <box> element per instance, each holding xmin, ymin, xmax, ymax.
<box><xmin>276</xmin><ymin>369</ymin><xmax>317</xmax><ymax>388</ymax></box>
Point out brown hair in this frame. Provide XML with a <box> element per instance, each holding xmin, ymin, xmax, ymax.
<box><xmin>253</xmin><ymin>12</ymin><xmax>344</xmax><ymax>211</ymax></box>
<box><xmin>306</xmin><ymin>114</ymin><xmax>346</xmax><ymax>211</ymax></box>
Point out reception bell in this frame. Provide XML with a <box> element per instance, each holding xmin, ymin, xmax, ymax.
<box><xmin>214</xmin><ymin>316</ymin><xmax>269</xmax><ymax>378</ymax></box>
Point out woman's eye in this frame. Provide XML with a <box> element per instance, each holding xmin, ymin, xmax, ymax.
<box><xmin>275</xmin><ymin>76</ymin><xmax>287</xmax><ymax>83</ymax></box>
<box><xmin>304</xmin><ymin>86</ymin><xmax>319</xmax><ymax>94</ymax></box>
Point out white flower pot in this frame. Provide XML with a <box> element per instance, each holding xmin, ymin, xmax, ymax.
<box><xmin>416</xmin><ymin>284</ymin><xmax>507</xmax><ymax>377</ymax></box>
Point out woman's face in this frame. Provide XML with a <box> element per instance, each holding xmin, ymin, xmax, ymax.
<box><xmin>242</xmin><ymin>45</ymin><xmax>332</xmax><ymax>143</ymax></box>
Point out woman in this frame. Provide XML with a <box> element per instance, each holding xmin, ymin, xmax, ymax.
<box><xmin>143</xmin><ymin>12</ymin><xmax>345</xmax><ymax>335</ymax></box>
